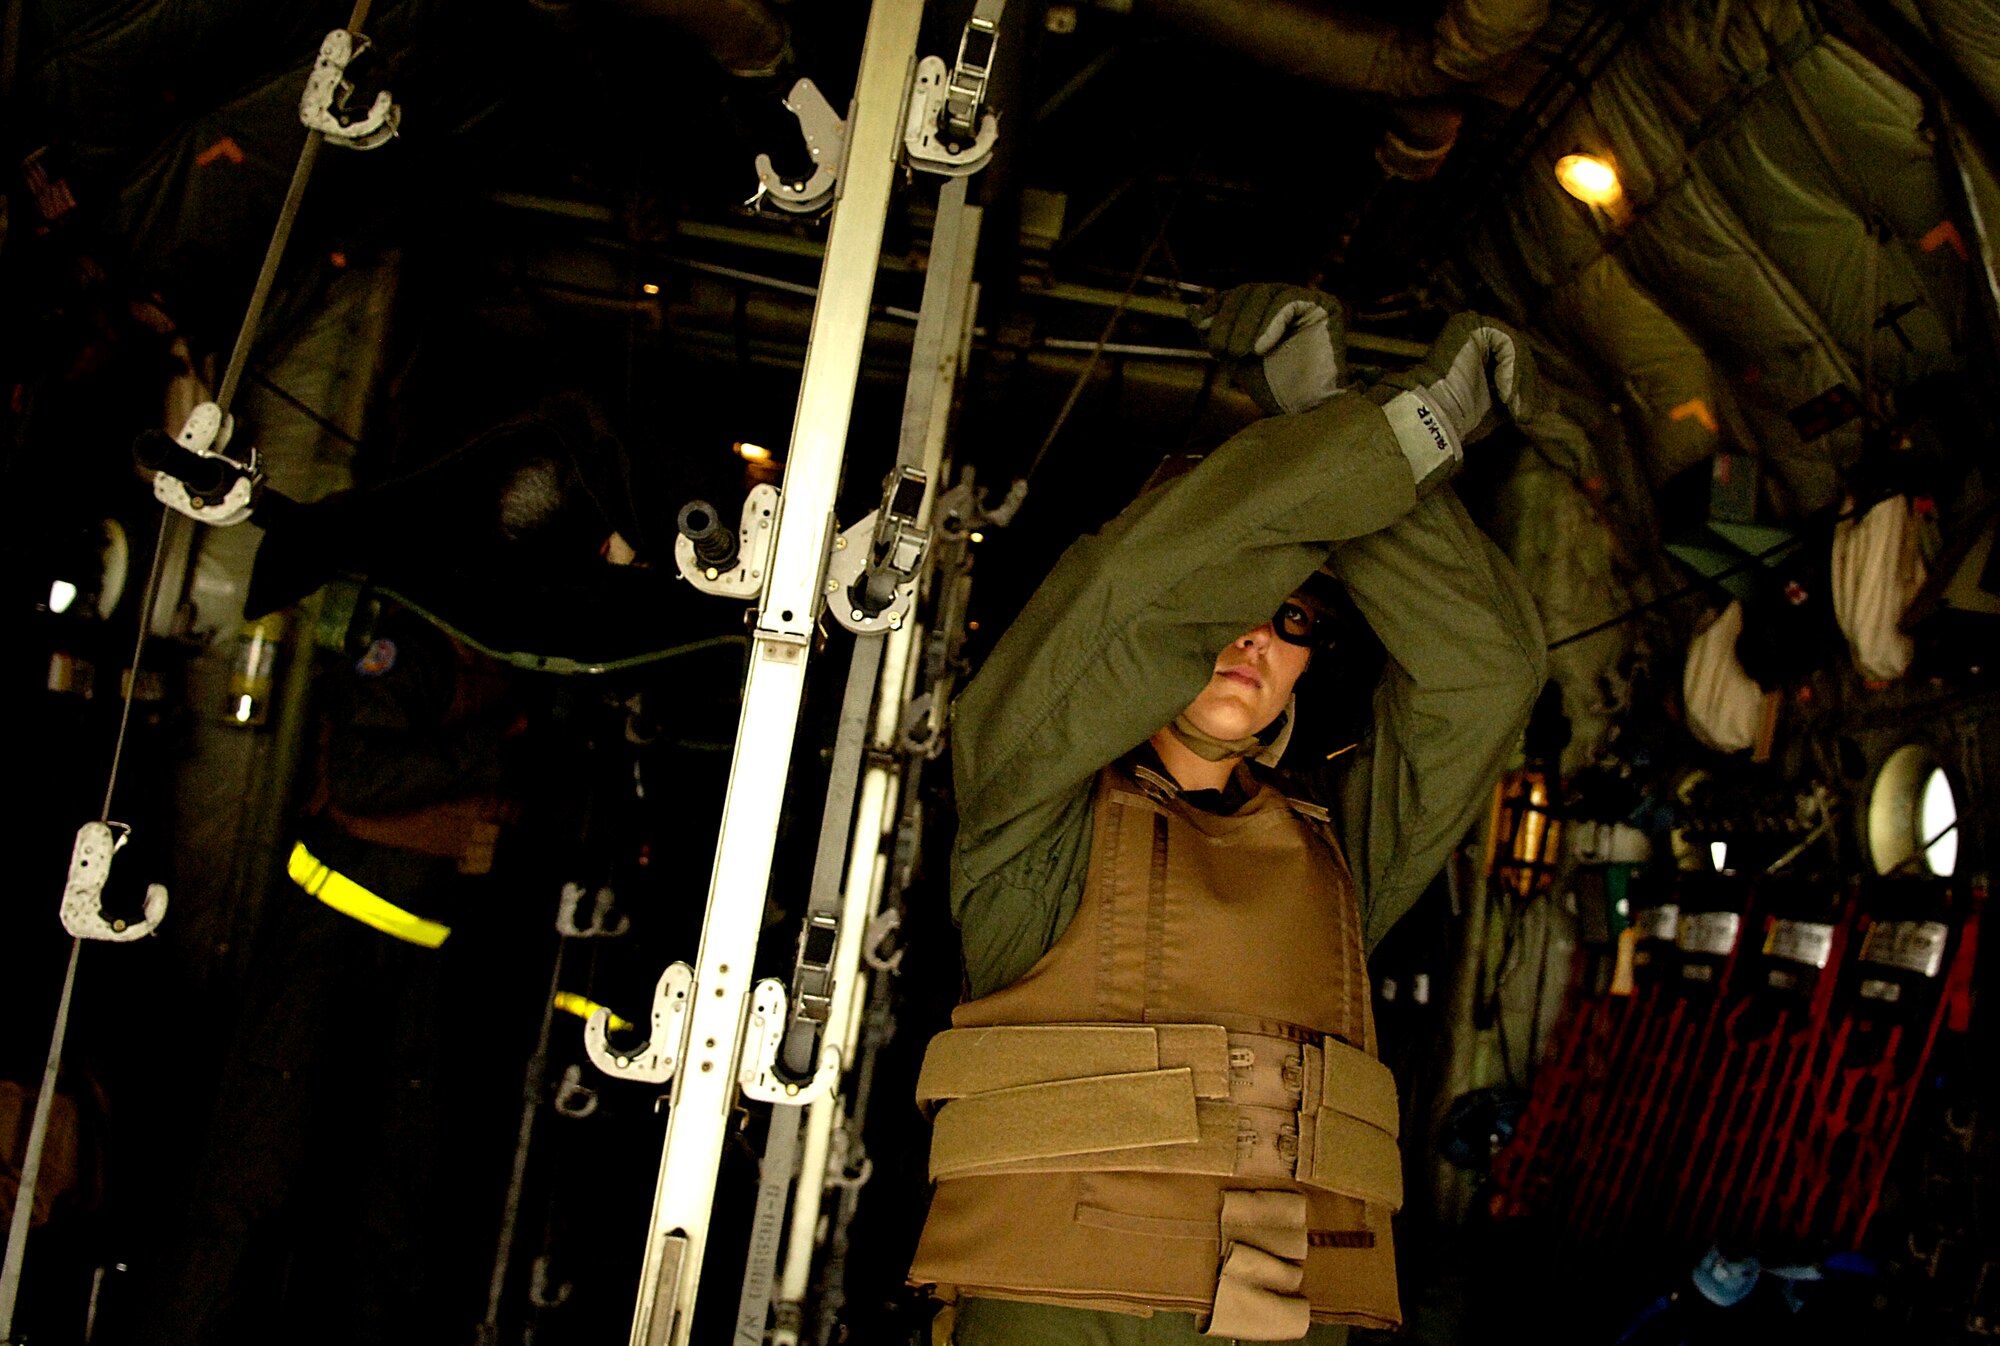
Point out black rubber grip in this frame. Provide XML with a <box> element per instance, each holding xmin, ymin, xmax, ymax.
<box><xmin>677</xmin><ymin>499</ymin><xmax>739</xmax><ymax>570</ymax></box>
<box><xmin>133</xmin><ymin>429</ymin><xmax>234</xmax><ymax>496</ymax></box>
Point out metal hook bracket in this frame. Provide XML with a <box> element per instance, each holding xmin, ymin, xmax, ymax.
<box><xmin>583</xmin><ymin>962</ymin><xmax>692</xmax><ymax>1084</ymax></box>
<box><xmin>739</xmin><ymin>979</ymin><xmax>840</xmax><ymax>1104</ymax></box>
<box><xmin>528</xmin><ymin>1254</ymin><xmax>574</xmax><ymax>1309</ymax></box>
<box><xmin>149</xmin><ymin>402</ymin><xmax>259</xmax><ymax>526</ymax></box>
<box><xmin>555</xmin><ymin>881</ymin><xmax>631</xmax><ymax>939</ymax></box>
<box><xmin>60</xmin><ymin>822</ymin><xmax>167</xmax><ymax>942</ymax></box>
<box><xmin>863</xmin><ymin>909</ymin><xmax>904</xmax><ymax>974</ymax></box>
<box><xmin>903</xmin><ymin>54</ymin><xmax>999</xmax><ymax>177</ymax></box>
<box><xmin>904</xmin><ymin>2</ymin><xmax>1006</xmax><ymax>177</ymax></box>
<box><xmin>553</xmin><ymin>1063</ymin><xmax>600</xmax><ymax>1119</ymax></box>
<box><xmin>674</xmin><ymin>483</ymin><xmax>779</xmax><ymax>599</ymax></box>
<box><xmin>752</xmin><ymin>80</ymin><xmax>846</xmax><ymax>214</ymax></box>
<box><xmin>826</xmin><ymin>1098</ymin><xmax>875</xmax><ymax>1192</ymax></box>
<box><xmin>828</xmin><ymin>467</ymin><xmax>929</xmax><ymax>635</ymax></box>
<box><xmin>300</xmin><ymin>29</ymin><xmax>401</xmax><ymax>150</ymax></box>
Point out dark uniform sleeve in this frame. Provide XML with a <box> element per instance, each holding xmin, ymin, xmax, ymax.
<box><xmin>325</xmin><ymin>612</ymin><xmax>508</xmax><ymax>817</ymax></box>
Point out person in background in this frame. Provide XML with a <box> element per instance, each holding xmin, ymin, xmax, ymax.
<box><xmin>146</xmin><ymin>404</ymin><xmax>643</xmax><ymax>1343</ymax></box>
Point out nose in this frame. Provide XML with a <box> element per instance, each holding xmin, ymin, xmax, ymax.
<box><xmin>1235</xmin><ymin>623</ymin><xmax>1274</xmax><ymax>651</ymax></box>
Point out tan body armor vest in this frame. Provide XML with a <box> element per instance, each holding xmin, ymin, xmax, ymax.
<box><xmin>910</xmin><ymin>762</ymin><xmax>1402</xmax><ymax>1338</ymax></box>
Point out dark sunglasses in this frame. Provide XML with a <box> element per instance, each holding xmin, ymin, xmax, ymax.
<box><xmin>1273</xmin><ymin>598</ymin><xmax>1334</xmax><ymax>648</ymax></box>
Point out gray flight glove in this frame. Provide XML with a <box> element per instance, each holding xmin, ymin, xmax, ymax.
<box><xmin>1189</xmin><ymin>282</ymin><xmax>1345</xmax><ymax>417</ymax></box>
<box><xmin>1369</xmin><ymin>312</ymin><xmax>1537</xmax><ymax>486</ymax></box>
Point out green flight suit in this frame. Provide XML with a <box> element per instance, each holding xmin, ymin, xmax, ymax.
<box><xmin>943</xmin><ymin>389</ymin><xmax>1547</xmax><ymax>1344</ymax></box>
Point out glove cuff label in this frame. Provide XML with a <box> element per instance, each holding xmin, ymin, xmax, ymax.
<box><xmin>1383</xmin><ymin>390</ymin><xmax>1463</xmax><ymax>484</ymax></box>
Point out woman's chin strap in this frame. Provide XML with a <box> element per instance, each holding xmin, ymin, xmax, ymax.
<box><xmin>1254</xmin><ymin>695</ymin><xmax>1297</xmax><ymax>768</ymax></box>
<box><xmin>1167</xmin><ymin>715</ymin><xmax>1259</xmax><ymax>761</ymax></box>
<box><xmin>1169</xmin><ymin>696</ymin><xmax>1295</xmax><ymax>765</ymax></box>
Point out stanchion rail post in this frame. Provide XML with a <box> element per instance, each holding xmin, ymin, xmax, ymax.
<box><xmin>621</xmin><ymin>3</ymin><xmax>926</xmax><ymax>1344</ymax></box>
<box><xmin>763</xmin><ymin>176</ymin><xmax>984</xmax><ymax>1340</ymax></box>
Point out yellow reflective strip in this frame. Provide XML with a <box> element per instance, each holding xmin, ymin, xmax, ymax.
<box><xmin>553</xmin><ymin>991</ymin><xmax>632</xmax><ymax>1033</ymax></box>
<box><xmin>286</xmin><ymin>840</ymin><xmax>328</xmax><ymax>896</ymax></box>
<box><xmin>288</xmin><ymin>840</ymin><xmax>450</xmax><ymax>948</ymax></box>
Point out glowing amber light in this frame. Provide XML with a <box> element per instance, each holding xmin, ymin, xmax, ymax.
<box><xmin>1489</xmin><ymin>769</ymin><xmax>1563</xmax><ymax>899</ymax></box>
<box><xmin>734</xmin><ymin>441</ymin><xmax>773</xmax><ymax>463</ymax></box>
<box><xmin>1512</xmin><ymin>776</ymin><xmax>1552</xmax><ymax>869</ymax></box>
<box><xmin>1555</xmin><ymin>153</ymin><xmax>1622</xmax><ymax>206</ymax></box>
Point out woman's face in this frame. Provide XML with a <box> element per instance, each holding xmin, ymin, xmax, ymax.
<box><xmin>1179</xmin><ymin>615</ymin><xmax>1312</xmax><ymax>743</ymax></box>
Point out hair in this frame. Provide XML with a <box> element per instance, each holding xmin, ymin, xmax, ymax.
<box><xmin>1282</xmin><ymin>575</ymin><xmax>1386</xmax><ymax>771</ymax></box>
<box><xmin>496</xmin><ymin>455</ymin><xmax>569</xmax><ymax>541</ymax></box>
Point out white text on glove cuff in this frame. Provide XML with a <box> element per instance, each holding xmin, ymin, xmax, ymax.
<box><xmin>1382</xmin><ymin>389</ymin><xmax>1464</xmax><ymax>484</ymax></box>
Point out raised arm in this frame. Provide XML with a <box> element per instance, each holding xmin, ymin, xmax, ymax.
<box><xmin>1327</xmin><ymin>489</ymin><xmax>1547</xmax><ymax>949</ymax></box>
<box><xmin>950</xmin><ymin>394</ymin><xmax>1418</xmax><ymax>989</ymax></box>
<box><xmin>951</xmin><ymin>305</ymin><xmax>1542</xmax><ymax>994</ymax></box>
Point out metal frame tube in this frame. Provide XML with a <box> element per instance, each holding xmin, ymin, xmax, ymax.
<box><xmin>623</xmin><ymin>3</ymin><xmax>924</xmax><ymax>1342</ymax></box>
<box><xmin>772</xmin><ymin>178</ymin><xmax>986</xmax><ymax>1340</ymax></box>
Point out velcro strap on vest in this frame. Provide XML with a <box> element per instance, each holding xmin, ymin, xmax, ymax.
<box><xmin>1203</xmin><ymin>1190</ymin><xmax>1311</xmax><ymax>1340</ymax></box>
<box><xmin>930</xmin><ymin>1070</ymin><xmax>1205</xmax><ymax>1177</ymax></box>
<box><xmin>939</xmin><ymin>1100</ymin><xmax>1241</xmax><ymax>1181</ymax></box>
<box><xmin>918</xmin><ymin>1024</ymin><xmax>1230</xmax><ymax>1104</ymax></box>
<box><xmin>1069</xmin><ymin>1201</ymin><xmax>1377</xmax><ymax>1251</ymax></box>
<box><xmin>919</xmin><ymin>1023</ymin><xmax>1401</xmax><ymax>1208</ymax></box>
<box><xmin>1297</xmin><ymin>1038</ymin><xmax>1403</xmax><ymax>1209</ymax></box>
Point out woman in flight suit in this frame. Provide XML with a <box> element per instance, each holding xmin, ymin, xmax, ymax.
<box><xmin>910</xmin><ymin>287</ymin><xmax>1549</xmax><ymax>1344</ymax></box>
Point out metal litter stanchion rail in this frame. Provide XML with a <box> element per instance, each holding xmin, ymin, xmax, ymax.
<box><xmin>619</xmin><ymin>3</ymin><xmax>927</xmax><ymax>1343</ymax></box>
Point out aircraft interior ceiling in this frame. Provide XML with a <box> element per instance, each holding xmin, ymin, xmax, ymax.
<box><xmin>2</xmin><ymin>0</ymin><xmax>1998</xmax><ymax>1342</ymax></box>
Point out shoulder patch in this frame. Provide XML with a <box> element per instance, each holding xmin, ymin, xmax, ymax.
<box><xmin>355</xmin><ymin>637</ymin><xmax>398</xmax><ymax>677</ymax></box>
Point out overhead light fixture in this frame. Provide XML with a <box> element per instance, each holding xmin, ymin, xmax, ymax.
<box><xmin>48</xmin><ymin>580</ymin><xmax>78</xmax><ymax>614</ymax></box>
<box><xmin>734</xmin><ymin>441</ymin><xmax>772</xmax><ymax>463</ymax></box>
<box><xmin>969</xmin><ymin>531</ymin><xmax>985</xmax><ymax>543</ymax></box>
<box><xmin>1709</xmin><ymin>841</ymin><xmax>1730</xmax><ymax>873</ymax></box>
<box><xmin>1555</xmin><ymin>152</ymin><xmax>1622</xmax><ymax>206</ymax></box>
<box><xmin>642</xmin><ymin>282</ymin><xmax>661</xmax><ymax>296</ymax></box>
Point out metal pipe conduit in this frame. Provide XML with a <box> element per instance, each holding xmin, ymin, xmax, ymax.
<box><xmin>664</xmin><ymin>267</ymin><xmax>1430</xmax><ymax>358</ymax></box>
